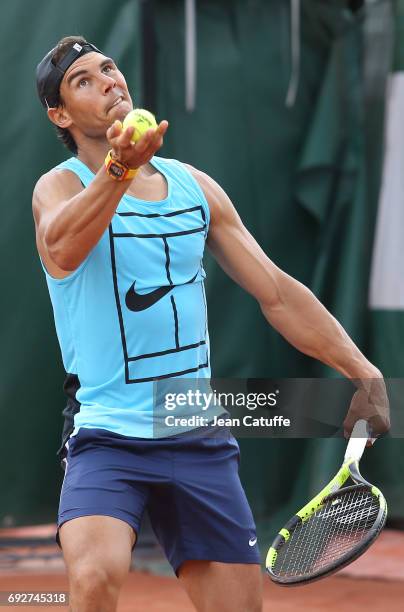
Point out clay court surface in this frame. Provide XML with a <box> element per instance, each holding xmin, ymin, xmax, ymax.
<box><xmin>1</xmin><ymin>527</ymin><xmax>403</xmax><ymax>611</ymax></box>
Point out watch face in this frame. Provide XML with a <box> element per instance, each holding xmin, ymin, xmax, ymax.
<box><xmin>109</xmin><ymin>162</ymin><xmax>126</xmax><ymax>179</ymax></box>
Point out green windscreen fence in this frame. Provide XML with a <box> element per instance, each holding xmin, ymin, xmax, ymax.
<box><xmin>1</xmin><ymin>0</ymin><xmax>403</xmax><ymax>548</ymax></box>
<box><xmin>0</xmin><ymin>0</ymin><xmax>143</xmax><ymax>526</ymax></box>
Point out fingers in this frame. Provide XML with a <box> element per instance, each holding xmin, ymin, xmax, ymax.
<box><xmin>344</xmin><ymin>387</ymin><xmax>390</xmax><ymax>442</ymax></box>
<box><xmin>121</xmin><ymin>125</ymin><xmax>135</xmax><ymax>146</ymax></box>
<box><xmin>132</xmin><ymin>122</ymin><xmax>168</xmax><ymax>162</ymax></box>
<box><xmin>366</xmin><ymin>437</ymin><xmax>376</xmax><ymax>447</ymax></box>
<box><xmin>150</xmin><ymin>121</ymin><xmax>168</xmax><ymax>147</ymax></box>
<box><xmin>135</xmin><ymin>128</ymin><xmax>156</xmax><ymax>154</ymax></box>
<box><xmin>368</xmin><ymin>414</ymin><xmax>391</xmax><ymax>437</ymax></box>
<box><xmin>105</xmin><ymin>118</ymin><xmax>169</xmax><ymax>167</ymax></box>
<box><xmin>136</xmin><ymin>121</ymin><xmax>168</xmax><ymax>150</ymax></box>
<box><xmin>344</xmin><ymin>413</ymin><xmax>385</xmax><ymax>445</ymax></box>
<box><xmin>106</xmin><ymin>120</ymin><xmax>123</xmax><ymax>140</ymax></box>
<box><xmin>344</xmin><ymin>428</ymin><xmax>355</xmax><ymax>441</ymax></box>
<box><xmin>157</xmin><ymin>120</ymin><xmax>169</xmax><ymax>135</ymax></box>
<box><xmin>343</xmin><ymin>413</ymin><xmax>356</xmax><ymax>439</ymax></box>
<box><xmin>107</xmin><ymin>121</ymin><xmax>135</xmax><ymax>149</ymax></box>
<box><xmin>344</xmin><ymin>423</ymin><xmax>374</xmax><ymax>446</ymax></box>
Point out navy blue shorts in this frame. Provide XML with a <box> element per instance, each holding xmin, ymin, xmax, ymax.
<box><xmin>57</xmin><ymin>426</ymin><xmax>261</xmax><ymax>573</ymax></box>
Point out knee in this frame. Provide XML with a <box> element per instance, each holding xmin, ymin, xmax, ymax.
<box><xmin>239</xmin><ymin>580</ymin><xmax>263</xmax><ymax>612</ymax></box>
<box><xmin>248</xmin><ymin>599</ymin><xmax>263</xmax><ymax>612</ymax></box>
<box><xmin>239</xmin><ymin>594</ymin><xmax>262</xmax><ymax>612</ymax></box>
<box><xmin>69</xmin><ymin>563</ymin><xmax>119</xmax><ymax>600</ymax></box>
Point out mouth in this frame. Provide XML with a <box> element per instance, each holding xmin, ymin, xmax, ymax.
<box><xmin>108</xmin><ymin>96</ymin><xmax>125</xmax><ymax>112</ymax></box>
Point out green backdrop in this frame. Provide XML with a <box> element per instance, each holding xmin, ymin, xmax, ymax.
<box><xmin>0</xmin><ymin>0</ymin><xmax>143</xmax><ymax>526</ymax></box>
<box><xmin>0</xmin><ymin>0</ymin><xmax>402</xmax><ymax>549</ymax></box>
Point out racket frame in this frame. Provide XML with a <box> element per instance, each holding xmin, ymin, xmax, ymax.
<box><xmin>266</xmin><ymin>421</ymin><xmax>387</xmax><ymax>585</ymax></box>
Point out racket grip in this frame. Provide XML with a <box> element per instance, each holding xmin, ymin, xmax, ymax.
<box><xmin>344</xmin><ymin>419</ymin><xmax>369</xmax><ymax>462</ymax></box>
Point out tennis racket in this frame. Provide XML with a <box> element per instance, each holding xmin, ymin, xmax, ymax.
<box><xmin>266</xmin><ymin>419</ymin><xmax>387</xmax><ymax>585</ymax></box>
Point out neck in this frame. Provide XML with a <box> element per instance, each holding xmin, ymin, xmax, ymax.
<box><xmin>76</xmin><ymin>137</ymin><xmax>110</xmax><ymax>174</ymax></box>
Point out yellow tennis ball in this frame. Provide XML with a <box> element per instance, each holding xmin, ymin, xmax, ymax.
<box><xmin>122</xmin><ymin>109</ymin><xmax>158</xmax><ymax>143</ymax></box>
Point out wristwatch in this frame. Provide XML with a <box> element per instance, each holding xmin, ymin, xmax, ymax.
<box><xmin>104</xmin><ymin>150</ymin><xmax>139</xmax><ymax>181</ymax></box>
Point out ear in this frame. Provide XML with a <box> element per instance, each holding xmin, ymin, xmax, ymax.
<box><xmin>47</xmin><ymin>106</ymin><xmax>73</xmax><ymax>129</ymax></box>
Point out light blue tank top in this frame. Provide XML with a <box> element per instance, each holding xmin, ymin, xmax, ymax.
<box><xmin>42</xmin><ymin>156</ymin><xmax>215</xmax><ymax>438</ymax></box>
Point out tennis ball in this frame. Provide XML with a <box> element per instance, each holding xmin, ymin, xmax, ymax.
<box><xmin>122</xmin><ymin>109</ymin><xmax>158</xmax><ymax>143</ymax></box>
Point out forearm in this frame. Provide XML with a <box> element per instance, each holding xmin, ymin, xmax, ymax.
<box><xmin>260</xmin><ymin>273</ymin><xmax>381</xmax><ymax>382</ymax></box>
<box><xmin>201</xmin><ymin>170</ymin><xmax>389</xmax><ymax>434</ymax></box>
<box><xmin>44</xmin><ymin>167</ymin><xmax>130</xmax><ymax>270</ymax></box>
<box><xmin>41</xmin><ymin>119</ymin><xmax>168</xmax><ymax>272</ymax></box>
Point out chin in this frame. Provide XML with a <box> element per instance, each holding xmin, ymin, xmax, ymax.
<box><xmin>113</xmin><ymin>100</ymin><xmax>132</xmax><ymax>122</ymax></box>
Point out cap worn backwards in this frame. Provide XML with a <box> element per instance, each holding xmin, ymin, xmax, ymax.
<box><xmin>36</xmin><ymin>41</ymin><xmax>101</xmax><ymax>109</ymax></box>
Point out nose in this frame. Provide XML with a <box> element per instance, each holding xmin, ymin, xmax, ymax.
<box><xmin>101</xmin><ymin>73</ymin><xmax>117</xmax><ymax>94</ymax></box>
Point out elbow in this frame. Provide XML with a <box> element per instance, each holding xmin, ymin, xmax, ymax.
<box><xmin>258</xmin><ymin>268</ymin><xmax>295</xmax><ymax>314</ymax></box>
<box><xmin>48</xmin><ymin>246</ymin><xmax>76</xmax><ymax>272</ymax></box>
<box><xmin>259</xmin><ymin>294</ymin><xmax>283</xmax><ymax>321</ymax></box>
<box><xmin>258</xmin><ymin>284</ymin><xmax>284</xmax><ymax>315</ymax></box>
<box><xmin>44</xmin><ymin>227</ymin><xmax>76</xmax><ymax>271</ymax></box>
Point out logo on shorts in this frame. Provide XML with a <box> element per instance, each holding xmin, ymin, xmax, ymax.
<box><xmin>249</xmin><ymin>537</ymin><xmax>257</xmax><ymax>547</ymax></box>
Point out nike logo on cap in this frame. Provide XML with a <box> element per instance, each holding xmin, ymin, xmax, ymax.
<box><xmin>125</xmin><ymin>272</ymin><xmax>199</xmax><ymax>312</ymax></box>
<box><xmin>249</xmin><ymin>537</ymin><xmax>257</xmax><ymax>547</ymax></box>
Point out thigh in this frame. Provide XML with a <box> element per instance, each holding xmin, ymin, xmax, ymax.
<box><xmin>59</xmin><ymin>515</ymin><xmax>135</xmax><ymax>583</ymax></box>
<box><xmin>148</xmin><ymin>428</ymin><xmax>261</xmax><ymax>574</ymax></box>
<box><xmin>58</xmin><ymin>428</ymin><xmax>150</xmax><ymax>544</ymax></box>
<box><xmin>179</xmin><ymin>560</ymin><xmax>263</xmax><ymax>612</ymax></box>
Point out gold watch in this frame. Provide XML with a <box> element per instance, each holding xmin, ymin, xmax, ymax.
<box><xmin>104</xmin><ymin>150</ymin><xmax>139</xmax><ymax>181</ymax></box>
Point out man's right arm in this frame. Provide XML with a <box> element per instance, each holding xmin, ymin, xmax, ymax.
<box><xmin>32</xmin><ymin>119</ymin><xmax>168</xmax><ymax>274</ymax></box>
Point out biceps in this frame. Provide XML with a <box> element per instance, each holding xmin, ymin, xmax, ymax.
<box><xmin>207</xmin><ymin>222</ymin><xmax>281</xmax><ymax>307</ymax></box>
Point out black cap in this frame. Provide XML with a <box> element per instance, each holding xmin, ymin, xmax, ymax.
<box><xmin>36</xmin><ymin>41</ymin><xmax>101</xmax><ymax>108</ymax></box>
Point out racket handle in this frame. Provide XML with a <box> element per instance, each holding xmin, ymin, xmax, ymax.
<box><xmin>344</xmin><ymin>419</ymin><xmax>369</xmax><ymax>462</ymax></box>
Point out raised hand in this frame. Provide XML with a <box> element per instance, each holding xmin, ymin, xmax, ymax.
<box><xmin>106</xmin><ymin>119</ymin><xmax>169</xmax><ymax>169</ymax></box>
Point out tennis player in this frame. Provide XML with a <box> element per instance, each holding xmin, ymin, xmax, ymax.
<box><xmin>33</xmin><ymin>37</ymin><xmax>389</xmax><ymax>612</ymax></box>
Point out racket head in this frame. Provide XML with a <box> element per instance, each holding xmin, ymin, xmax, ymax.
<box><xmin>266</xmin><ymin>481</ymin><xmax>387</xmax><ymax>586</ymax></box>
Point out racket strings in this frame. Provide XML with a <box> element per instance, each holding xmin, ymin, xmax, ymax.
<box><xmin>275</xmin><ymin>488</ymin><xmax>381</xmax><ymax>578</ymax></box>
<box><xmin>291</xmin><ymin>491</ymin><xmax>378</xmax><ymax>574</ymax></box>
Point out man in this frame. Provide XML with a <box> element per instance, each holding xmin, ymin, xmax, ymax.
<box><xmin>33</xmin><ymin>36</ymin><xmax>389</xmax><ymax>612</ymax></box>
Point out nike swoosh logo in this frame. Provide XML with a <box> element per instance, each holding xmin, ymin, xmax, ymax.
<box><xmin>125</xmin><ymin>272</ymin><xmax>198</xmax><ymax>312</ymax></box>
<box><xmin>249</xmin><ymin>538</ymin><xmax>257</xmax><ymax>547</ymax></box>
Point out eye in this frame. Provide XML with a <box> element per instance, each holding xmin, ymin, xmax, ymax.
<box><xmin>102</xmin><ymin>64</ymin><xmax>114</xmax><ymax>74</ymax></box>
<box><xmin>78</xmin><ymin>78</ymin><xmax>88</xmax><ymax>88</ymax></box>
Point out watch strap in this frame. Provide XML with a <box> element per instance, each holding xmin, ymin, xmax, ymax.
<box><xmin>104</xmin><ymin>150</ymin><xmax>139</xmax><ymax>181</ymax></box>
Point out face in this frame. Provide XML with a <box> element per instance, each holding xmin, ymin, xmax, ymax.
<box><xmin>50</xmin><ymin>52</ymin><xmax>133</xmax><ymax>138</ymax></box>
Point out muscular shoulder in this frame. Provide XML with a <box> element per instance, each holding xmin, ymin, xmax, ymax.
<box><xmin>33</xmin><ymin>167</ymin><xmax>83</xmax><ymax>199</ymax></box>
<box><xmin>183</xmin><ymin>163</ymin><xmax>233</xmax><ymax>225</ymax></box>
<box><xmin>32</xmin><ymin>168</ymin><xmax>83</xmax><ymax>220</ymax></box>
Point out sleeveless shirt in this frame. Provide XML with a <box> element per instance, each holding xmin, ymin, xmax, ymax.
<box><xmin>42</xmin><ymin>156</ymin><xmax>215</xmax><ymax>439</ymax></box>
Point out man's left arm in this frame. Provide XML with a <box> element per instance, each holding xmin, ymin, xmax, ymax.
<box><xmin>188</xmin><ymin>165</ymin><xmax>390</xmax><ymax>439</ymax></box>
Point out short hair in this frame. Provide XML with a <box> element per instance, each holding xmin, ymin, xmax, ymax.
<box><xmin>51</xmin><ymin>35</ymin><xmax>89</xmax><ymax>154</ymax></box>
